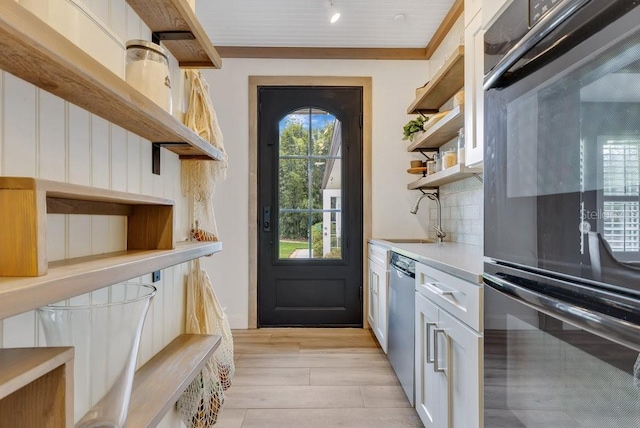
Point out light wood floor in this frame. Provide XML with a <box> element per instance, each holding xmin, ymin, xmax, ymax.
<box><xmin>215</xmin><ymin>328</ymin><xmax>423</xmax><ymax>428</ymax></box>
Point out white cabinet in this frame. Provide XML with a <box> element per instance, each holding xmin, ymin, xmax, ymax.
<box><xmin>415</xmin><ymin>263</ymin><xmax>482</xmax><ymax>428</ymax></box>
<box><xmin>437</xmin><ymin>304</ymin><xmax>482</xmax><ymax>427</ymax></box>
<box><xmin>370</xmin><ymin>261</ymin><xmax>388</xmax><ymax>351</ymax></box>
<box><xmin>464</xmin><ymin>10</ymin><xmax>485</xmax><ymax>167</ymax></box>
<box><xmin>367</xmin><ymin>243</ymin><xmax>389</xmax><ymax>353</ymax></box>
<box><xmin>415</xmin><ymin>292</ymin><xmax>445</xmax><ymax>428</ymax></box>
<box><xmin>415</xmin><ymin>293</ymin><xmax>482</xmax><ymax>428</ymax></box>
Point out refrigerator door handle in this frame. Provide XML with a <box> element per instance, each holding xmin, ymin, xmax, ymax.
<box><xmin>484</xmin><ymin>273</ymin><xmax>640</xmax><ymax>352</ymax></box>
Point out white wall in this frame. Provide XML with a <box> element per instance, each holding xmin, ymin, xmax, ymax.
<box><xmin>1</xmin><ymin>1</ymin><xmax>189</xmax><ymax>426</ymax></box>
<box><xmin>200</xmin><ymin>58</ymin><xmax>430</xmax><ymax>329</ymax></box>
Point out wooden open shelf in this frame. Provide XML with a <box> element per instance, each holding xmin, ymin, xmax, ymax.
<box><xmin>0</xmin><ymin>241</ymin><xmax>222</xmax><ymax>320</ymax></box>
<box><xmin>407</xmin><ymin>164</ymin><xmax>483</xmax><ymax>189</ymax></box>
<box><xmin>0</xmin><ymin>347</ymin><xmax>74</xmax><ymax>427</ymax></box>
<box><xmin>0</xmin><ymin>177</ymin><xmax>175</xmax><ymax>277</ymax></box>
<box><xmin>127</xmin><ymin>334</ymin><xmax>221</xmax><ymax>427</ymax></box>
<box><xmin>0</xmin><ymin>1</ymin><xmax>224</xmax><ymax>161</ymax></box>
<box><xmin>407</xmin><ymin>105</ymin><xmax>465</xmax><ymax>151</ymax></box>
<box><xmin>407</xmin><ymin>46</ymin><xmax>464</xmax><ymax>114</ymax></box>
<box><xmin>126</xmin><ymin>0</ymin><xmax>222</xmax><ymax>69</ymax></box>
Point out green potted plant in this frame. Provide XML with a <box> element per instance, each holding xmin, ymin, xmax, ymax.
<box><xmin>402</xmin><ymin>115</ymin><xmax>428</xmax><ymax>141</ymax></box>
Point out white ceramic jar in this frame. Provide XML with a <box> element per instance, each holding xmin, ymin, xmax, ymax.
<box><xmin>125</xmin><ymin>40</ymin><xmax>172</xmax><ymax>113</ymax></box>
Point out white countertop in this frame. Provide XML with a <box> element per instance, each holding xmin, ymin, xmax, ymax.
<box><xmin>369</xmin><ymin>239</ymin><xmax>484</xmax><ymax>284</ymax></box>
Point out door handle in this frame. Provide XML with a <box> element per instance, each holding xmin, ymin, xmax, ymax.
<box><xmin>433</xmin><ymin>328</ymin><xmax>447</xmax><ymax>373</ymax></box>
<box><xmin>426</xmin><ymin>322</ymin><xmax>437</xmax><ymax>364</ymax></box>
<box><xmin>263</xmin><ymin>205</ymin><xmax>271</xmax><ymax>232</ymax></box>
<box><xmin>484</xmin><ymin>0</ymin><xmax>591</xmax><ymax>90</ymax></box>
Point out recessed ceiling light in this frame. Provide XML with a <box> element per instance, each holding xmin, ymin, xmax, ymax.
<box><xmin>394</xmin><ymin>13</ymin><xmax>406</xmax><ymax>24</ymax></box>
<box><xmin>327</xmin><ymin>0</ymin><xmax>341</xmax><ymax>23</ymax></box>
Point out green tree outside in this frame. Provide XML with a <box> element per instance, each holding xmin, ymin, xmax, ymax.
<box><xmin>278</xmin><ymin>115</ymin><xmax>335</xmax><ymax>243</ymax></box>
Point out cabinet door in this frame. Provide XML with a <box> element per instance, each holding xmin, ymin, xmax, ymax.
<box><xmin>367</xmin><ymin>264</ymin><xmax>377</xmax><ymax>331</ymax></box>
<box><xmin>415</xmin><ymin>293</ymin><xmax>444</xmax><ymax>428</ymax></box>
<box><xmin>438</xmin><ymin>308</ymin><xmax>482</xmax><ymax>428</ymax></box>
<box><xmin>464</xmin><ymin>11</ymin><xmax>485</xmax><ymax>167</ymax></box>
<box><xmin>371</xmin><ymin>262</ymin><xmax>388</xmax><ymax>353</ymax></box>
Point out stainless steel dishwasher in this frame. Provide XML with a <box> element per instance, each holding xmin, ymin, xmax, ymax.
<box><xmin>387</xmin><ymin>252</ymin><xmax>416</xmax><ymax>406</ymax></box>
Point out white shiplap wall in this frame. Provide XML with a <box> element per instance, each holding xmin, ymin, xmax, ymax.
<box><xmin>1</xmin><ymin>1</ymin><xmax>190</xmax><ymax>426</ymax></box>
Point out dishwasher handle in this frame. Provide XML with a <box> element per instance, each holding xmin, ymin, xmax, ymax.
<box><xmin>391</xmin><ymin>263</ymin><xmax>416</xmax><ymax>279</ymax></box>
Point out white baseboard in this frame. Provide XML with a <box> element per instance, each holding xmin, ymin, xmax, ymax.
<box><xmin>227</xmin><ymin>316</ymin><xmax>249</xmax><ymax>330</ymax></box>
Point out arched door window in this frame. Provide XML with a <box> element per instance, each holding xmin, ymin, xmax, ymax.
<box><xmin>277</xmin><ymin>107</ymin><xmax>342</xmax><ymax>260</ymax></box>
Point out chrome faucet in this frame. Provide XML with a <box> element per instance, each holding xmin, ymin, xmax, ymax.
<box><xmin>411</xmin><ymin>192</ymin><xmax>446</xmax><ymax>243</ymax></box>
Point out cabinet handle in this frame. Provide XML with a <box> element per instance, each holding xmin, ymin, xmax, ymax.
<box><xmin>433</xmin><ymin>328</ymin><xmax>447</xmax><ymax>373</ymax></box>
<box><xmin>426</xmin><ymin>322</ymin><xmax>437</xmax><ymax>364</ymax></box>
<box><xmin>426</xmin><ymin>282</ymin><xmax>459</xmax><ymax>297</ymax></box>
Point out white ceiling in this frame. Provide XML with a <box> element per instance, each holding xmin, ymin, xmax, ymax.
<box><xmin>196</xmin><ymin>0</ymin><xmax>456</xmax><ymax>48</ymax></box>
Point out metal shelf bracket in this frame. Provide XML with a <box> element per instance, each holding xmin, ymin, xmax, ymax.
<box><xmin>152</xmin><ymin>143</ymin><xmax>190</xmax><ymax>175</ymax></box>
<box><xmin>151</xmin><ymin>31</ymin><xmax>195</xmax><ymax>45</ymax></box>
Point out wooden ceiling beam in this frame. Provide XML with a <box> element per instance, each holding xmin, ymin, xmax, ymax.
<box><xmin>424</xmin><ymin>0</ymin><xmax>464</xmax><ymax>59</ymax></box>
<box><xmin>216</xmin><ymin>46</ymin><xmax>428</xmax><ymax>60</ymax></box>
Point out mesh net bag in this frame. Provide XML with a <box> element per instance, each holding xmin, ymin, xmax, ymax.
<box><xmin>177</xmin><ymin>259</ymin><xmax>235</xmax><ymax>426</ymax></box>
<box><xmin>181</xmin><ymin>69</ymin><xmax>228</xmax><ymax>241</ymax></box>
<box><xmin>176</xmin><ymin>361</ymin><xmax>224</xmax><ymax>427</ymax></box>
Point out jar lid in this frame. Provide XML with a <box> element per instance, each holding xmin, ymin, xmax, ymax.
<box><xmin>125</xmin><ymin>39</ymin><xmax>168</xmax><ymax>59</ymax></box>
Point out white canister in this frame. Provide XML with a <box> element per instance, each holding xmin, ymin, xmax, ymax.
<box><xmin>125</xmin><ymin>40</ymin><xmax>172</xmax><ymax>113</ymax></box>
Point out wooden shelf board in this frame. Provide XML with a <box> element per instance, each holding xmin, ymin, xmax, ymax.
<box><xmin>0</xmin><ymin>241</ymin><xmax>223</xmax><ymax>320</ymax></box>
<box><xmin>0</xmin><ymin>177</ymin><xmax>174</xmax><ymax>206</ymax></box>
<box><xmin>125</xmin><ymin>0</ymin><xmax>222</xmax><ymax>69</ymax></box>
<box><xmin>407</xmin><ymin>105</ymin><xmax>465</xmax><ymax>151</ymax></box>
<box><xmin>407</xmin><ymin>46</ymin><xmax>464</xmax><ymax>114</ymax></box>
<box><xmin>407</xmin><ymin>164</ymin><xmax>483</xmax><ymax>189</ymax></box>
<box><xmin>0</xmin><ymin>347</ymin><xmax>73</xmax><ymax>400</ymax></box>
<box><xmin>127</xmin><ymin>334</ymin><xmax>221</xmax><ymax>428</ymax></box>
<box><xmin>0</xmin><ymin>1</ymin><xmax>223</xmax><ymax>161</ymax></box>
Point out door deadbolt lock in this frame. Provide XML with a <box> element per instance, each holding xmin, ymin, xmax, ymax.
<box><xmin>263</xmin><ymin>206</ymin><xmax>271</xmax><ymax>232</ymax></box>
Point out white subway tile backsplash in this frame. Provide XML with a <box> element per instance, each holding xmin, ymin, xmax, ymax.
<box><xmin>450</xmin><ymin>206</ymin><xmax>463</xmax><ymax>220</ymax></box>
<box><xmin>429</xmin><ymin>175</ymin><xmax>483</xmax><ymax>246</ymax></box>
<box><xmin>463</xmin><ymin>204</ymin><xmax>481</xmax><ymax>220</ymax></box>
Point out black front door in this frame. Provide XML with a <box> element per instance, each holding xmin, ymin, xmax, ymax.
<box><xmin>258</xmin><ymin>86</ymin><xmax>363</xmax><ymax>327</ymax></box>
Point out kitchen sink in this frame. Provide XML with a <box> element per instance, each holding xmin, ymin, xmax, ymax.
<box><xmin>381</xmin><ymin>238</ymin><xmax>435</xmax><ymax>244</ymax></box>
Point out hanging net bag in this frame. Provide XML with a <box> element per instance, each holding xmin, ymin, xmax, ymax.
<box><xmin>176</xmin><ymin>70</ymin><xmax>234</xmax><ymax>427</ymax></box>
<box><xmin>176</xmin><ymin>259</ymin><xmax>228</xmax><ymax>427</ymax></box>
<box><xmin>181</xmin><ymin>70</ymin><xmax>228</xmax><ymax>240</ymax></box>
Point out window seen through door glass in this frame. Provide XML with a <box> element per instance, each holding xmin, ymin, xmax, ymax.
<box><xmin>278</xmin><ymin>108</ymin><xmax>342</xmax><ymax>260</ymax></box>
